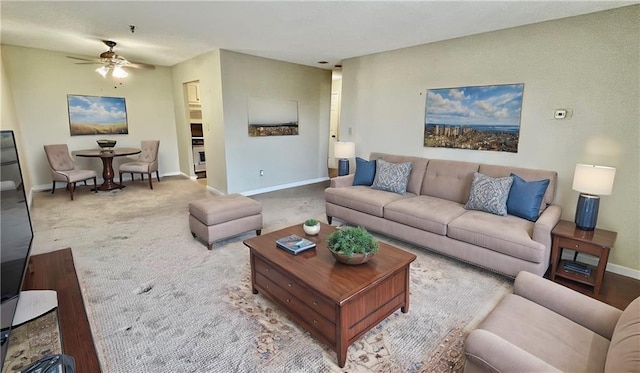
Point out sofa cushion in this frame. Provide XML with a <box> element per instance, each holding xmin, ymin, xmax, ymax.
<box><xmin>384</xmin><ymin>196</ymin><xmax>466</xmax><ymax>236</ymax></box>
<box><xmin>325</xmin><ymin>186</ymin><xmax>415</xmax><ymax>217</ymax></box>
<box><xmin>605</xmin><ymin>297</ymin><xmax>640</xmax><ymax>373</ymax></box>
<box><xmin>465</xmin><ymin>172</ymin><xmax>513</xmax><ymax>216</ymax></box>
<box><xmin>476</xmin><ymin>294</ymin><xmax>610</xmax><ymax>372</ymax></box>
<box><xmin>421</xmin><ymin>159</ymin><xmax>479</xmax><ymax>204</ymax></box>
<box><xmin>507</xmin><ymin>173</ymin><xmax>550</xmax><ymax>221</ymax></box>
<box><xmin>353</xmin><ymin>157</ymin><xmax>376</xmax><ymax>186</ymax></box>
<box><xmin>448</xmin><ymin>211</ymin><xmax>545</xmax><ymax>263</ymax></box>
<box><xmin>371</xmin><ymin>159</ymin><xmax>413</xmax><ymax>194</ymax></box>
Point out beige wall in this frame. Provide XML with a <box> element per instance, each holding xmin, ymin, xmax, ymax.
<box><xmin>340</xmin><ymin>6</ymin><xmax>640</xmax><ymax>273</ymax></box>
<box><xmin>1</xmin><ymin>45</ymin><xmax>180</xmax><ymax>189</ymax></box>
<box><xmin>219</xmin><ymin>50</ymin><xmax>332</xmax><ymax>194</ymax></box>
<box><xmin>0</xmin><ymin>49</ymin><xmax>33</xmax><ymax>198</ymax></box>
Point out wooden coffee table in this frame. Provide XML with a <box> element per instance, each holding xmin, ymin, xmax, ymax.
<box><xmin>243</xmin><ymin>223</ymin><xmax>416</xmax><ymax>367</ymax></box>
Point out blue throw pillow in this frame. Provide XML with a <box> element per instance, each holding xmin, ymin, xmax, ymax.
<box><xmin>465</xmin><ymin>172</ymin><xmax>513</xmax><ymax>216</ymax></box>
<box><xmin>352</xmin><ymin>157</ymin><xmax>376</xmax><ymax>186</ymax></box>
<box><xmin>507</xmin><ymin>173</ymin><xmax>550</xmax><ymax>222</ymax></box>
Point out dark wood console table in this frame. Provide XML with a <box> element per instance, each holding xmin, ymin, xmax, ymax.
<box><xmin>22</xmin><ymin>248</ymin><xmax>101</xmax><ymax>372</ymax></box>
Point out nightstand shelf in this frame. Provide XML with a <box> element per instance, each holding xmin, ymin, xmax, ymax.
<box><xmin>550</xmin><ymin>220</ymin><xmax>617</xmax><ymax>297</ymax></box>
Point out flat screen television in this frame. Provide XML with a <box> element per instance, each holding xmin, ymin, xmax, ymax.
<box><xmin>0</xmin><ymin>130</ymin><xmax>34</xmax><ymax>367</ymax></box>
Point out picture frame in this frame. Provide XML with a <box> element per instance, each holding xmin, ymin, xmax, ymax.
<box><xmin>248</xmin><ymin>97</ymin><xmax>299</xmax><ymax>137</ymax></box>
<box><xmin>424</xmin><ymin>83</ymin><xmax>524</xmax><ymax>153</ymax></box>
<box><xmin>67</xmin><ymin>94</ymin><xmax>128</xmax><ymax>136</ymax></box>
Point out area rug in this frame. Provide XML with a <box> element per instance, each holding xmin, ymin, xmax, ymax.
<box><xmin>29</xmin><ymin>177</ymin><xmax>512</xmax><ymax>372</ymax></box>
<box><xmin>1</xmin><ymin>309</ymin><xmax>61</xmax><ymax>373</ymax></box>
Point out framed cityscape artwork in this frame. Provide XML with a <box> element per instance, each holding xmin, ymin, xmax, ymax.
<box><xmin>424</xmin><ymin>83</ymin><xmax>524</xmax><ymax>152</ymax></box>
<box><xmin>67</xmin><ymin>95</ymin><xmax>128</xmax><ymax>136</ymax></box>
<box><xmin>248</xmin><ymin>97</ymin><xmax>299</xmax><ymax>137</ymax></box>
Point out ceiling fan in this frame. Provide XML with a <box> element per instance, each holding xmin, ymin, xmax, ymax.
<box><xmin>67</xmin><ymin>40</ymin><xmax>155</xmax><ymax>78</ymax></box>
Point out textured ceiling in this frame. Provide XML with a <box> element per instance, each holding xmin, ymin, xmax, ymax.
<box><xmin>1</xmin><ymin>1</ymin><xmax>636</xmax><ymax>69</ymax></box>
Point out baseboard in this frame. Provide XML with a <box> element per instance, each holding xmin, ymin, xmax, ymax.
<box><xmin>563</xmin><ymin>252</ymin><xmax>640</xmax><ymax>280</ymax></box>
<box><xmin>240</xmin><ymin>177</ymin><xmax>329</xmax><ymax>196</ymax></box>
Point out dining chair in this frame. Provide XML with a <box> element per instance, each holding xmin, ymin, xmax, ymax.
<box><xmin>118</xmin><ymin>140</ymin><xmax>160</xmax><ymax>189</ymax></box>
<box><xmin>43</xmin><ymin>144</ymin><xmax>98</xmax><ymax>201</ymax></box>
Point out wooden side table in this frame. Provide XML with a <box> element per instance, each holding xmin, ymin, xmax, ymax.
<box><xmin>550</xmin><ymin>220</ymin><xmax>617</xmax><ymax>296</ymax></box>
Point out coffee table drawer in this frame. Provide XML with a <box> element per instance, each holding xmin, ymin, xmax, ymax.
<box><xmin>255</xmin><ymin>272</ymin><xmax>336</xmax><ymax>344</ymax></box>
<box><xmin>254</xmin><ymin>257</ymin><xmax>335</xmax><ymax>322</ymax></box>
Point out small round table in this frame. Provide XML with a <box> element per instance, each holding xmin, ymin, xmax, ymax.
<box><xmin>75</xmin><ymin>147</ymin><xmax>141</xmax><ymax>191</ymax></box>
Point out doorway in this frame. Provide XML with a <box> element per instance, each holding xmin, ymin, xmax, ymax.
<box><xmin>185</xmin><ymin>81</ymin><xmax>206</xmax><ymax>182</ymax></box>
<box><xmin>328</xmin><ymin>70</ymin><xmax>342</xmax><ymax>178</ymax></box>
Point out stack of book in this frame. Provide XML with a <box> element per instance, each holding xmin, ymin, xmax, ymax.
<box><xmin>276</xmin><ymin>234</ymin><xmax>316</xmax><ymax>255</ymax></box>
<box><xmin>563</xmin><ymin>261</ymin><xmax>591</xmax><ymax>277</ymax></box>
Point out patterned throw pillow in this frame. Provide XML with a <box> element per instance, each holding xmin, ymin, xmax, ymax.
<box><xmin>371</xmin><ymin>159</ymin><xmax>413</xmax><ymax>195</ymax></box>
<box><xmin>465</xmin><ymin>172</ymin><xmax>514</xmax><ymax>216</ymax></box>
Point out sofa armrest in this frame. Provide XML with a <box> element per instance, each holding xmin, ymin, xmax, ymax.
<box><xmin>465</xmin><ymin>329</ymin><xmax>562</xmax><ymax>372</ymax></box>
<box><xmin>330</xmin><ymin>174</ymin><xmax>355</xmax><ymax>188</ymax></box>
<box><xmin>532</xmin><ymin>204</ymin><xmax>561</xmax><ymax>249</ymax></box>
<box><xmin>514</xmin><ymin>271</ymin><xmax>622</xmax><ymax>339</ymax></box>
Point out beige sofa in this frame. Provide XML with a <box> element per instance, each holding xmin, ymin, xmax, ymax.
<box><xmin>325</xmin><ymin>153</ymin><xmax>561</xmax><ymax>277</ymax></box>
<box><xmin>464</xmin><ymin>271</ymin><xmax>640</xmax><ymax>372</ymax></box>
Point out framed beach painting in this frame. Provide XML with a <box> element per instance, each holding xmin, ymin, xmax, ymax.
<box><xmin>424</xmin><ymin>83</ymin><xmax>524</xmax><ymax>153</ymax></box>
<box><xmin>248</xmin><ymin>97</ymin><xmax>299</xmax><ymax>137</ymax></box>
<box><xmin>67</xmin><ymin>95</ymin><xmax>128</xmax><ymax>136</ymax></box>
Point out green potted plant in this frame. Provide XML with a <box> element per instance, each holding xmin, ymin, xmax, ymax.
<box><xmin>326</xmin><ymin>226</ymin><xmax>379</xmax><ymax>265</ymax></box>
<box><xmin>303</xmin><ymin>218</ymin><xmax>320</xmax><ymax>235</ymax></box>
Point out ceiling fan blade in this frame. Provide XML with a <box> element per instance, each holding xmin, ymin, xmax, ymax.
<box><xmin>74</xmin><ymin>62</ymin><xmax>102</xmax><ymax>65</ymax></box>
<box><xmin>126</xmin><ymin>61</ymin><xmax>156</xmax><ymax>70</ymax></box>
<box><xmin>67</xmin><ymin>56</ymin><xmax>99</xmax><ymax>62</ymax></box>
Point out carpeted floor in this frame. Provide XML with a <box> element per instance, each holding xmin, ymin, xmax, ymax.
<box><xmin>30</xmin><ymin>177</ymin><xmax>512</xmax><ymax>372</ymax></box>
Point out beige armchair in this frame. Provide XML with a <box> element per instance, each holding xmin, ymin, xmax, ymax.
<box><xmin>43</xmin><ymin>144</ymin><xmax>97</xmax><ymax>201</ymax></box>
<box><xmin>464</xmin><ymin>271</ymin><xmax>639</xmax><ymax>372</ymax></box>
<box><xmin>118</xmin><ymin>140</ymin><xmax>160</xmax><ymax>189</ymax></box>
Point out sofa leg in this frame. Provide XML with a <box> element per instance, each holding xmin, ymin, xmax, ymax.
<box><xmin>256</xmin><ymin>229</ymin><xmax>262</xmax><ymax>236</ymax></box>
<box><xmin>51</xmin><ymin>181</ymin><xmax>56</xmax><ymax>195</ymax></box>
<box><xmin>93</xmin><ymin>177</ymin><xmax>98</xmax><ymax>193</ymax></box>
<box><xmin>327</xmin><ymin>216</ymin><xmax>333</xmax><ymax>225</ymax></box>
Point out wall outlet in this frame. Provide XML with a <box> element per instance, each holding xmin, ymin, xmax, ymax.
<box><xmin>259</xmin><ymin>170</ymin><xmax>264</xmax><ymax>176</ymax></box>
<box><xmin>554</xmin><ymin>109</ymin><xmax>568</xmax><ymax>119</ymax></box>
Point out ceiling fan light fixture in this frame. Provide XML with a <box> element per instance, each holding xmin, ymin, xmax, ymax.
<box><xmin>95</xmin><ymin>65</ymin><xmax>109</xmax><ymax>78</ymax></box>
<box><xmin>112</xmin><ymin>66</ymin><xmax>128</xmax><ymax>78</ymax></box>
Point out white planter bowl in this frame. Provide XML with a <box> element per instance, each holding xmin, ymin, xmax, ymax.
<box><xmin>303</xmin><ymin>223</ymin><xmax>321</xmax><ymax>236</ymax></box>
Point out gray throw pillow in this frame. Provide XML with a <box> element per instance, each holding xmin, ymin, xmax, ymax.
<box><xmin>465</xmin><ymin>172</ymin><xmax>513</xmax><ymax>216</ymax></box>
<box><xmin>371</xmin><ymin>159</ymin><xmax>413</xmax><ymax>195</ymax></box>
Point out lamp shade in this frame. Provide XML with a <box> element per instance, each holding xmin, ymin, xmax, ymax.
<box><xmin>334</xmin><ymin>142</ymin><xmax>355</xmax><ymax>159</ymax></box>
<box><xmin>572</xmin><ymin>164</ymin><xmax>616</xmax><ymax>196</ymax></box>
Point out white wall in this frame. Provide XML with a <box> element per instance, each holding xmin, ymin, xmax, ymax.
<box><xmin>340</xmin><ymin>6</ymin><xmax>639</xmax><ymax>271</ymax></box>
<box><xmin>1</xmin><ymin>45</ymin><xmax>180</xmax><ymax>189</ymax></box>
<box><xmin>219</xmin><ymin>51</ymin><xmax>332</xmax><ymax>194</ymax></box>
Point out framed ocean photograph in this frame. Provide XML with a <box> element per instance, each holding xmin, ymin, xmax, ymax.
<box><xmin>424</xmin><ymin>83</ymin><xmax>524</xmax><ymax>152</ymax></box>
<box><xmin>67</xmin><ymin>95</ymin><xmax>128</xmax><ymax>136</ymax></box>
<box><xmin>248</xmin><ymin>97</ymin><xmax>299</xmax><ymax>137</ymax></box>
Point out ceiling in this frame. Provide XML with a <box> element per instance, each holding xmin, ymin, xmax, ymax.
<box><xmin>1</xmin><ymin>1</ymin><xmax>636</xmax><ymax>70</ymax></box>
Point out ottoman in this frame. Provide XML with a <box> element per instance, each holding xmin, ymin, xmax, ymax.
<box><xmin>189</xmin><ymin>194</ymin><xmax>263</xmax><ymax>250</ymax></box>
